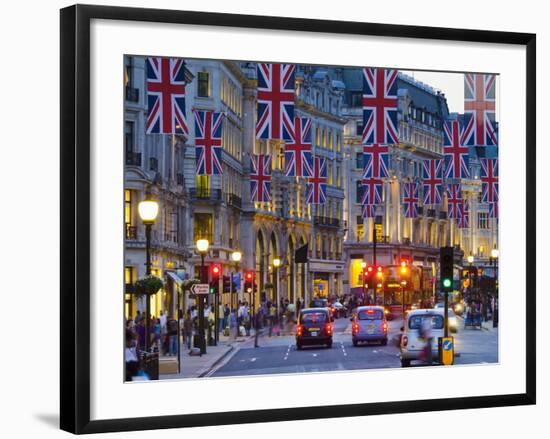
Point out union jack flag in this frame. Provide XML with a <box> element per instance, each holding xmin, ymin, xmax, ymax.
<box><xmin>284</xmin><ymin>117</ymin><xmax>313</xmax><ymax>177</ymax></box>
<box><xmin>446</xmin><ymin>184</ymin><xmax>462</xmax><ymax>219</ymax></box>
<box><xmin>362</xmin><ymin>68</ymin><xmax>399</xmax><ymax>145</ymax></box>
<box><xmin>194</xmin><ymin>110</ymin><xmax>223</xmax><ymax>176</ymax></box>
<box><xmin>146</xmin><ymin>57</ymin><xmax>188</xmax><ymax>135</ymax></box>
<box><xmin>480</xmin><ymin>158</ymin><xmax>499</xmax><ymax>204</ymax></box>
<box><xmin>362</xmin><ymin>204</ymin><xmax>376</xmax><ymax>218</ymax></box>
<box><xmin>363</xmin><ymin>143</ymin><xmax>389</xmax><ymax>179</ymax></box>
<box><xmin>443</xmin><ymin>119</ymin><xmax>471</xmax><ymax>179</ymax></box>
<box><xmin>256</xmin><ymin>63</ymin><xmax>295</xmax><ymax>141</ymax></box>
<box><xmin>361</xmin><ymin>177</ymin><xmax>383</xmax><ymax>206</ymax></box>
<box><xmin>402</xmin><ymin>181</ymin><xmax>419</xmax><ymax>218</ymax></box>
<box><xmin>464</xmin><ymin>73</ymin><xmax>498</xmax><ymax>147</ymax></box>
<box><xmin>250</xmin><ymin>154</ymin><xmax>272</xmax><ymax>202</ymax></box>
<box><xmin>457</xmin><ymin>199</ymin><xmax>470</xmax><ymax>228</ymax></box>
<box><xmin>306</xmin><ymin>157</ymin><xmax>327</xmax><ymax>204</ymax></box>
<box><xmin>422</xmin><ymin>159</ymin><xmax>443</xmax><ymax>205</ymax></box>
<box><xmin>489</xmin><ymin>201</ymin><xmax>499</xmax><ymax>219</ymax></box>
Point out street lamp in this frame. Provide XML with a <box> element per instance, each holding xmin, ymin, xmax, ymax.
<box><xmin>361</xmin><ymin>261</ymin><xmax>367</xmax><ymax>304</ymax></box>
<box><xmin>196</xmin><ymin>239</ymin><xmax>209</xmax><ymax>354</ymax></box>
<box><xmin>273</xmin><ymin>258</ymin><xmax>281</xmax><ymax>318</ymax></box>
<box><xmin>231</xmin><ymin>251</ymin><xmax>242</xmax><ymax>311</ymax></box>
<box><xmin>466</xmin><ymin>254</ymin><xmax>474</xmax><ymax>303</ymax></box>
<box><xmin>491</xmin><ymin>247</ymin><xmax>499</xmax><ymax>328</ymax></box>
<box><xmin>400</xmin><ymin>280</ymin><xmax>407</xmax><ymax>322</ymax></box>
<box><xmin>138</xmin><ymin>199</ymin><xmax>159</xmax><ymax>353</ymax></box>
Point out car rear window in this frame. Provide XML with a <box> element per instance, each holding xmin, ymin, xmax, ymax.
<box><xmin>313</xmin><ymin>300</ymin><xmax>327</xmax><ymax>307</ymax></box>
<box><xmin>301</xmin><ymin>312</ymin><xmax>327</xmax><ymax>323</ymax></box>
<box><xmin>408</xmin><ymin>314</ymin><xmax>444</xmax><ymax>330</ymax></box>
<box><xmin>357</xmin><ymin>309</ymin><xmax>383</xmax><ymax>320</ymax></box>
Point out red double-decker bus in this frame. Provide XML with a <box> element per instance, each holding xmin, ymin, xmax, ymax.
<box><xmin>377</xmin><ymin>265</ymin><xmax>435</xmax><ymax>320</ymax></box>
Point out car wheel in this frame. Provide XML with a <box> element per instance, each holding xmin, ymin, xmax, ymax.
<box><xmin>381</xmin><ymin>339</ymin><xmax>387</xmax><ymax>346</ymax></box>
<box><xmin>327</xmin><ymin>341</ymin><xmax>333</xmax><ymax>349</ymax></box>
<box><xmin>401</xmin><ymin>359</ymin><xmax>411</xmax><ymax>367</ymax></box>
<box><xmin>296</xmin><ymin>343</ymin><xmax>302</xmax><ymax>350</ymax></box>
<box><xmin>352</xmin><ymin>339</ymin><xmax>358</xmax><ymax>347</ymax></box>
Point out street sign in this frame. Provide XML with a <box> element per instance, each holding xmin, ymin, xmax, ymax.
<box><xmin>191</xmin><ymin>283</ymin><xmax>210</xmax><ymax>295</ymax></box>
<box><xmin>439</xmin><ymin>336</ymin><xmax>454</xmax><ymax>365</ymax></box>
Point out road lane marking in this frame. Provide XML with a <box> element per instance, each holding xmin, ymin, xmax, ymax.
<box><xmin>340</xmin><ymin>341</ymin><xmax>347</xmax><ymax>356</ymax></box>
<box><xmin>250</xmin><ymin>357</ymin><xmax>256</xmax><ymax>362</ymax></box>
<box><xmin>283</xmin><ymin>344</ymin><xmax>291</xmax><ymax>360</ymax></box>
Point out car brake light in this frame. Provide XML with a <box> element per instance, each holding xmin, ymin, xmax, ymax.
<box><xmin>352</xmin><ymin>323</ymin><xmax>359</xmax><ymax>333</ymax></box>
<box><xmin>367</xmin><ymin>309</ymin><xmax>375</xmax><ymax>314</ymax></box>
<box><xmin>382</xmin><ymin>322</ymin><xmax>388</xmax><ymax>331</ymax></box>
<box><xmin>296</xmin><ymin>325</ymin><xmax>303</xmax><ymax>336</ymax></box>
<box><xmin>325</xmin><ymin>323</ymin><xmax>332</xmax><ymax>334</ymax></box>
<box><xmin>402</xmin><ymin>335</ymin><xmax>408</xmax><ymax>347</ymax></box>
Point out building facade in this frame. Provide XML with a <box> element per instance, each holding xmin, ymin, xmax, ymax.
<box><xmin>124</xmin><ymin>58</ymin><xmax>350</xmax><ymax>320</ymax></box>
<box><xmin>123</xmin><ymin>58</ymin><xmax>498</xmax><ymax>320</ymax></box>
<box><xmin>340</xmin><ymin>71</ymin><xmax>497</xmax><ymax>295</ymax></box>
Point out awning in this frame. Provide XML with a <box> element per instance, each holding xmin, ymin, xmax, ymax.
<box><xmin>166</xmin><ymin>271</ymin><xmax>184</xmax><ymax>287</ymax></box>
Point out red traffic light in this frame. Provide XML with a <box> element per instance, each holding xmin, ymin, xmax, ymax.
<box><xmin>211</xmin><ymin>264</ymin><xmax>221</xmax><ymax>278</ymax></box>
<box><xmin>245</xmin><ymin>271</ymin><xmax>254</xmax><ymax>281</ymax></box>
<box><xmin>367</xmin><ymin>265</ymin><xmax>374</xmax><ymax>272</ymax></box>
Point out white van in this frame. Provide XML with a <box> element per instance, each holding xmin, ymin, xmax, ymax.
<box><xmin>400</xmin><ymin>309</ymin><xmax>445</xmax><ymax>367</ymax></box>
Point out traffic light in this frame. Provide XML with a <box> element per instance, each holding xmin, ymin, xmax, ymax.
<box><xmin>244</xmin><ymin>271</ymin><xmax>254</xmax><ymax>293</ymax></box>
<box><xmin>363</xmin><ymin>265</ymin><xmax>374</xmax><ymax>288</ymax></box>
<box><xmin>209</xmin><ymin>281</ymin><xmax>218</xmax><ymax>295</ymax></box>
<box><xmin>376</xmin><ymin>265</ymin><xmax>384</xmax><ymax>280</ymax></box>
<box><xmin>211</xmin><ymin>263</ymin><xmax>221</xmax><ymax>281</ymax></box>
<box><xmin>399</xmin><ymin>260</ymin><xmax>409</xmax><ymax>278</ymax></box>
<box><xmin>222</xmin><ymin>275</ymin><xmax>231</xmax><ymax>293</ymax></box>
<box><xmin>440</xmin><ymin>247</ymin><xmax>454</xmax><ymax>292</ymax></box>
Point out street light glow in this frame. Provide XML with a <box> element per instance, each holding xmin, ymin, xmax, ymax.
<box><xmin>138</xmin><ymin>200</ymin><xmax>159</xmax><ymax>224</ymax></box>
<box><xmin>491</xmin><ymin>248</ymin><xmax>499</xmax><ymax>259</ymax></box>
<box><xmin>196</xmin><ymin>238</ymin><xmax>210</xmax><ymax>253</ymax></box>
<box><xmin>231</xmin><ymin>251</ymin><xmax>242</xmax><ymax>262</ymax></box>
<box><xmin>467</xmin><ymin>255</ymin><xmax>474</xmax><ymax>264</ymax></box>
<box><xmin>273</xmin><ymin>257</ymin><xmax>281</xmax><ymax>267</ymax></box>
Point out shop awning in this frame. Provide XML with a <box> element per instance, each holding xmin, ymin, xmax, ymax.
<box><xmin>166</xmin><ymin>271</ymin><xmax>184</xmax><ymax>287</ymax></box>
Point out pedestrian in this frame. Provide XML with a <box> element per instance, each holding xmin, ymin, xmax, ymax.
<box><xmin>134</xmin><ymin>310</ymin><xmax>143</xmax><ymax>325</ymax></box>
<box><xmin>420</xmin><ymin>316</ymin><xmax>433</xmax><ymax>365</ymax></box>
<box><xmin>254</xmin><ymin>307</ymin><xmax>263</xmax><ymax>348</ymax></box>
<box><xmin>167</xmin><ymin>316</ymin><xmax>178</xmax><ymax>356</ymax></box>
<box><xmin>229</xmin><ymin>308</ymin><xmax>238</xmax><ymax>339</ymax></box>
<box><xmin>125</xmin><ymin>328</ymin><xmax>139</xmax><ymax>381</ymax></box>
<box><xmin>268</xmin><ymin>303</ymin><xmax>276</xmax><ymax>336</ymax></box>
<box><xmin>243</xmin><ymin>302</ymin><xmax>250</xmax><ymax>336</ymax></box>
<box><xmin>207</xmin><ymin>307</ymin><xmax>215</xmax><ymax>340</ymax></box>
<box><xmin>153</xmin><ymin>318</ymin><xmax>161</xmax><ymax>352</ymax></box>
<box><xmin>135</xmin><ymin>318</ymin><xmax>146</xmax><ymax>352</ymax></box>
<box><xmin>183</xmin><ymin>310</ymin><xmax>193</xmax><ymax>349</ymax></box>
<box><xmin>223</xmin><ymin>304</ymin><xmax>230</xmax><ymax>332</ymax></box>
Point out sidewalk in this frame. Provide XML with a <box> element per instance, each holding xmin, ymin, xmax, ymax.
<box><xmin>159</xmin><ymin>333</ymin><xmax>252</xmax><ymax>380</ymax></box>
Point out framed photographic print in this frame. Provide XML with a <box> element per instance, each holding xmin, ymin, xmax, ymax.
<box><xmin>60</xmin><ymin>4</ymin><xmax>536</xmax><ymax>434</ymax></box>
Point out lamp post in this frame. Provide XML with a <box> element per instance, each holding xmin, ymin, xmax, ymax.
<box><xmin>491</xmin><ymin>248</ymin><xmax>499</xmax><ymax>328</ymax></box>
<box><xmin>196</xmin><ymin>238</ymin><xmax>209</xmax><ymax>354</ymax></box>
<box><xmin>361</xmin><ymin>261</ymin><xmax>367</xmax><ymax>305</ymax></box>
<box><xmin>231</xmin><ymin>251</ymin><xmax>242</xmax><ymax>312</ymax></box>
<box><xmin>273</xmin><ymin>258</ymin><xmax>281</xmax><ymax>321</ymax></box>
<box><xmin>467</xmin><ymin>254</ymin><xmax>474</xmax><ymax>303</ymax></box>
<box><xmin>400</xmin><ymin>280</ymin><xmax>407</xmax><ymax>322</ymax></box>
<box><xmin>138</xmin><ymin>199</ymin><xmax>159</xmax><ymax>352</ymax></box>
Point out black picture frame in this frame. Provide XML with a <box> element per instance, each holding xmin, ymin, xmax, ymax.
<box><xmin>60</xmin><ymin>4</ymin><xmax>536</xmax><ymax>434</ymax></box>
